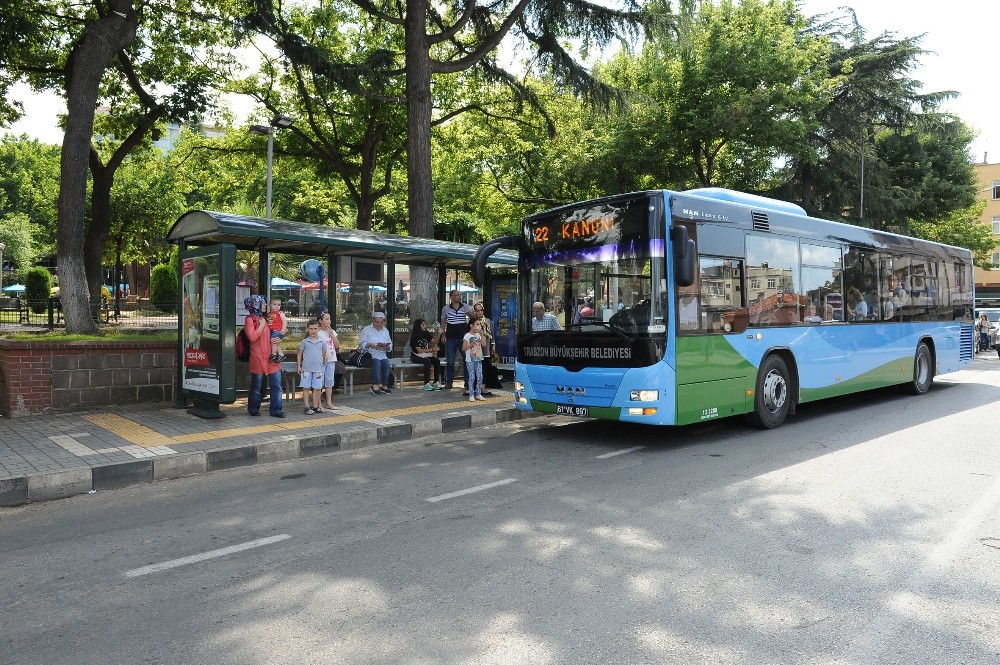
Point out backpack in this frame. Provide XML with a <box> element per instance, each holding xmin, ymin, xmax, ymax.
<box><xmin>236</xmin><ymin>324</ymin><xmax>252</xmax><ymax>362</ymax></box>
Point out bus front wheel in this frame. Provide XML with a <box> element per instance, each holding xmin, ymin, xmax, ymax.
<box><xmin>745</xmin><ymin>354</ymin><xmax>791</xmax><ymax>429</ymax></box>
<box><xmin>901</xmin><ymin>342</ymin><xmax>933</xmax><ymax>395</ymax></box>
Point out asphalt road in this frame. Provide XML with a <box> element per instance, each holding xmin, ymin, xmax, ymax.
<box><xmin>2</xmin><ymin>364</ymin><xmax>1000</xmax><ymax>664</ymax></box>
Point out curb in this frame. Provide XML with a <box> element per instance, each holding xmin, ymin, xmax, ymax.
<box><xmin>0</xmin><ymin>407</ymin><xmax>541</xmax><ymax>507</ymax></box>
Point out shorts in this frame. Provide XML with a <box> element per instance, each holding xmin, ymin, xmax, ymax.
<box><xmin>270</xmin><ymin>331</ymin><xmax>285</xmax><ymax>340</ymax></box>
<box><xmin>300</xmin><ymin>372</ymin><xmax>324</xmax><ymax>389</ymax></box>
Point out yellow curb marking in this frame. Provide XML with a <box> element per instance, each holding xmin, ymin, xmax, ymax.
<box><xmin>86</xmin><ymin>396</ymin><xmax>511</xmax><ymax>447</ymax></box>
<box><xmin>83</xmin><ymin>413</ymin><xmax>176</xmax><ymax>447</ymax></box>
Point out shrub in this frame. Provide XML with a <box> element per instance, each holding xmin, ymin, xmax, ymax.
<box><xmin>23</xmin><ymin>266</ymin><xmax>52</xmax><ymax>314</ymax></box>
<box><xmin>149</xmin><ymin>264</ymin><xmax>178</xmax><ymax>313</ymax></box>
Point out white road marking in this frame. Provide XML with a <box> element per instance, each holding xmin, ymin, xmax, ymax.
<box><xmin>426</xmin><ymin>478</ymin><xmax>518</xmax><ymax>503</ymax></box>
<box><xmin>596</xmin><ymin>446</ymin><xmax>645</xmax><ymax>459</ymax></box>
<box><xmin>123</xmin><ymin>534</ymin><xmax>291</xmax><ymax>578</ymax></box>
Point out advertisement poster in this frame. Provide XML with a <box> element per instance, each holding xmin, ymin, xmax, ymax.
<box><xmin>491</xmin><ymin>277</ymin><xmax>518</xmax><ymax>365</ymax></box>
<box><xmin>182</xmin><ymin>255</ymin><xmax>223</xmax><ymax>394</ymax></box>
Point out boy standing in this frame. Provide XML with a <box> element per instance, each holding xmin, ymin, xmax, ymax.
<box><xmin>297</xmin><ymin>320</ymin><xmax>328</xmax><ymax>414</ymax></box>
<box><xmin>462</xmin><ymin>320</ymin><xmax>486</xmax><ymax>402</ymax></box>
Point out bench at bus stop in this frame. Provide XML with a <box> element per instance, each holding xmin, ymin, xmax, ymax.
<box><xmin>0</xmin><ymin>297</ymin><xmax>29</xmax><ymax>324</ymax></box>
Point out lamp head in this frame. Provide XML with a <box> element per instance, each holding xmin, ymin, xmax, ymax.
<box><xmin>271</xmin><ymin>114</ymin><xmax>295</xmax><ymax>128</ymax></box>
<box><xmin>248</xmin><ymin>124</ymin><xmax>271</xmax><ymax>136</ymax></box>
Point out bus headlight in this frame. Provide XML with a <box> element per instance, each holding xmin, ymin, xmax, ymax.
<box><xmin>630</xmin><ymin>390</ymin><xmax>659</xmax><ymax>402</ymax></box>
<box><xmin>514</xmin><ymin>381</ymin><xmax>524</xmax><ymax>391</ymax></box>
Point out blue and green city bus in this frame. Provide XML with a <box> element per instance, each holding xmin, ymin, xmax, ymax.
<box><xmin>473</xmin><ymin>188</ymin><xmax>975</xmax><ymax>428</ymax></box>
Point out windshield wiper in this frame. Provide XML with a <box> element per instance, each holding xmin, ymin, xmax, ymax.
<box><xmin>566</xmin><ymin>320</ymin><xmax>635</xmax><ymax>343</ymax></box>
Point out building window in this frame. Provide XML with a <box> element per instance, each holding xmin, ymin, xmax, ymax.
<box><xmin>992</xmin><ymin>253</ymin><xmax>1000</xmax><ymax>269</ymax></box>
<box><xmin>994</xmin><ymin>181</ymin><xmax>1000</xmax><ymax>200</ymax></box>
<box><xmin>994</xmin><ymin>217</ymin><xmax>1000</xmax><ymax>234</ymax></box>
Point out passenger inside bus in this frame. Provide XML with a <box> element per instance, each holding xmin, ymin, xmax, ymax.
<box><xmin>804</xmin><ymin>302</ymin><xmax>822</xmax><ymax>324</ymax></box>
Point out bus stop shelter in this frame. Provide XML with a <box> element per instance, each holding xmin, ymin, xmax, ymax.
<box><xmin>167</xmin><ymin>210</ymin><xmax>517</xmax><ymax>415</ymax></box>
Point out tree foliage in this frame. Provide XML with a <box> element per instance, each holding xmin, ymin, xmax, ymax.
<box><xmin>0</xmin><ymin>213</ymin><xmax>39</xmax><ymax>278</ymax></box>
<box><xmin>0</xmin><ymin>135</ymin><xmax>60</xmax><ymax>255</ymax></box>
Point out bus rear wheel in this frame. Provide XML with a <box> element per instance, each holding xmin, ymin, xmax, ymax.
<box><xmin>745</xmin><ymin>354</ymin><xmax>791</xmax><ymax>429</ymax></box>
<box><xmin>901</xmin><ymin>342</ymin><xmax>933</xmax><ymax>395</ymax></box>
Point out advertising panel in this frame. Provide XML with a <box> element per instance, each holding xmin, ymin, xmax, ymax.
<box><xmin>490</xmin><ymin>276</ymin><xmax>518</xmax><ymax>365</ymax></box>
<box><xmin>180</xmin><ymin>244</ymin><xmax>236</xmax><ymax>406</ymax></box>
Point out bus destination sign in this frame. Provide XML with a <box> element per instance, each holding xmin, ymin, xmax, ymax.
<box><xmin>525</xmin><ymin>196</ymin><xmax>651</xmax><ymax>252</ymax></box>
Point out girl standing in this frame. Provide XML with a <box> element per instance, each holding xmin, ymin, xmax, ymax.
<box><xmin>462</xmin><ymin>320</ymin><xmax>486</xmax><ymax>401</ymax></box>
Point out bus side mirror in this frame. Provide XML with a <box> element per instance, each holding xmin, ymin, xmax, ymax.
<box><xmin>472</xmin><ymin>235</ymin><xmax>520</xmax><ymax>287</ymax></box>
<box><xmin>671</xmin><ymin>226</ymin><xmax>696</xmax><ymax>287</ymax></box>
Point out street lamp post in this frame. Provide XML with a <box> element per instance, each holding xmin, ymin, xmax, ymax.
<box><xmin>0</xmin><ymin>242</ymin><xmax>5</xmax><ymax>291</ymax></box>
<box><xmin>249</xmin><ymin>114</ymin><xmax>295</xmax><ymax>220</ymax></box>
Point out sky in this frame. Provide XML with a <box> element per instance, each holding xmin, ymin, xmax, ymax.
<box><xmin>3</xmin><ymin>1</ymin><xmax>997</xmax><ymax>164</ymax></box>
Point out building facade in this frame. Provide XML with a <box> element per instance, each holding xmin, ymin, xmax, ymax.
<box><xmin>974</xmin><ymin>162</ymin><xmax>1000</xmax><ymax>307</ymax></box>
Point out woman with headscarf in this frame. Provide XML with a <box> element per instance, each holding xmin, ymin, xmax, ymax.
<box><xmin>243</xmin><ymin>295</ymin><xmax>285</xmax><ymax>417</ymax></box>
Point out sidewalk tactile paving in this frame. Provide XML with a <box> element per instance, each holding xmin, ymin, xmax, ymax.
<box><xmin>0</xmin><ymin>388</ymin><xmax>540</xmax><ymax>506</ymax></box>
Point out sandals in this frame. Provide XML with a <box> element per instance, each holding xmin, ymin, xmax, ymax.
<box><xmin>304</xmin><ymin>408</ymin><xmax>315</xmax><ymax>415</ymax></box>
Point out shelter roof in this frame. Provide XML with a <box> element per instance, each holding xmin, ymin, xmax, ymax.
<box><xmin>167</xmin><ymin>210</ymin><xmax>517</xmax><ymax>268</ymax></box>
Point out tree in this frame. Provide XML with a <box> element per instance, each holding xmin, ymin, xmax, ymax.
<box><xmin>240</xmin><ymin>0</ymin><xmax>654</xmax><ymax>323</ymax></box>
<box><xmin>910</xmin><ymin>202</ymin><xmax>996</xmax><ymax>269</ymax></box>
<box><xmin>776</xmin><ymin>8</ymin><xmax>955</xmax><ymax>223</ymax></box>
<box><xmin>621</xmin><ymin>0</ymin><xmax>833</xmax><ymax>189</ymax></box>
<box><xmin>3</xmin><ymin>1</ymin><xmax>233</xmax><ymax>332</ymax></box>
<box><xmin>57</xmin><ymin>0</ymin><xmax>138</xmax><ymax>333</ymax></box>
<box><xmin>237</xmin><ymin>0</ymin><xmax>408</xmax><ymax>231</ymax></box>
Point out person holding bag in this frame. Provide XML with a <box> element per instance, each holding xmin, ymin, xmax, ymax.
<box><xmin>243</xmin><ymin>295</ymin><xmax>285</xmax><ymax>418</ymax></box>
<box><xmin>409</xmin><ymin>319</ymin><xmax>443</xmax><ymax>390</ymax></box>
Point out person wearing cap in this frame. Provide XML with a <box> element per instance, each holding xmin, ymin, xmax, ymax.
<box><xmin>359</xmin><ymin>311</ymin><xmax>393</xmax><ymax>395</ymax></box>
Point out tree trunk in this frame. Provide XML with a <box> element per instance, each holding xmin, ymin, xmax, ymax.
<box><xmin>85</xmin><ymin>163</ymin><xmax>114</xmax><ymax>318</ymax></box>
<box><xmin>57</xmin><ymin>1</ymin><xmax>137</xmax><ymax>333</ymax></box>
<box><xmin>405</xmin><ymin>0</ymin><xmax>434</xmax><ymax>240</ymax></box>
<box><xmin>408</xmin><ymin>265</ymin><xmax>439</xmax><ymax>330</ymax></box>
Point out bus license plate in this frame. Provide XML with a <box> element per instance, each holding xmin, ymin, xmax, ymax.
<box><xmin>556</xmin><ymin>405</ymin><xmax>588</xmax><ymax>417</ymax></box>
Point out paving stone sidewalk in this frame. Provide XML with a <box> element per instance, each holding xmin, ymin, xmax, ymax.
<box><xmin>0</xmin><ymin>388</ymin><xmax>533</xmax><ymax>506</ymax></box>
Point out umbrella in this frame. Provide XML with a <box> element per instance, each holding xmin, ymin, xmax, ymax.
<box><xmin>270</xmin><ymin>277</ymin><xmax>300</xmax><ymax>288</ymax></box>
<box><xmin>2</xmin><ymin>284</ymin><xmax>25</xmax><ymax>293</ymax></box>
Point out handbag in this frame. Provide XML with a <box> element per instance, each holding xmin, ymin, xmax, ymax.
<box><xmin>346</xmin><ymin>347</ymin><xmax>373</xmax><ymax>368</ymax></box>
<box><xmin>490</xmin><ymin>351</ymin><xmax>500</xmax><ymax>364</ymax></box>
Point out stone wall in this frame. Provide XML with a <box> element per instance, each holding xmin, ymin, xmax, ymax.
<box><xmin>0</xmin><ymin>340</ymin><xmax>176</xmax><ymax>418</ymax></box>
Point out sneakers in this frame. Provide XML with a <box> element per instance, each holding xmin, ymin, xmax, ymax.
<box><xmin>370</xmin><ymin>386</ymin><xmax>380</xmax><ymax>396</ymax></box>
<box><xmin>432</xmin><ymin>383</ymin><xmax>443</xmax><ymax>390</ymax></box>
<box><xmin>423</xmin><ymin>383</ymin><xmax>435</xmax><ymax>391</ymax></box>
<box><xmin>381</xmin><ymin>387</ymin><xmax>392</xmax><ymax>394</ymax></box>
<box><xmin>304</xmin><ymin>408</ymin><xmax>315</xmax><ymax>415</ymax></box>
<box><xmin>475</xmin><ymin>395</ymin><xmax>486</xmax><ymax>401</ymax></box>
<box><xmin>314</xmin><ymin>406</ymin><xmax>324</xmax><ymax>413</ymax></box>
<box><xmin>469</xmin><ymin>396</ymin><xmax>476</xmax><ymax>402</ymax></box>
<box><xmin>271</xmin><ymin>412</ymin><xmax>286</xmax><ymax>418</ymax></box>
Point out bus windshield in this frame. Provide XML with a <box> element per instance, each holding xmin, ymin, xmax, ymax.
<box><xmin>518</xmin><ymin>194</ymin><xmax>663</xmax><ymax>339</ymax></box>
